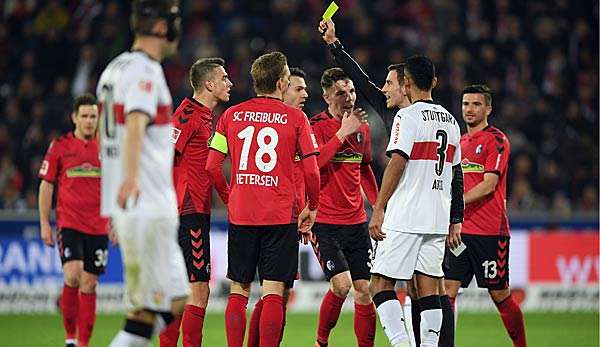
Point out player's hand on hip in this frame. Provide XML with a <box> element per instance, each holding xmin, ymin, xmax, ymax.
<box><xmin>368</xmin><ymin>208</ymin><xmax>386</xmax><ymax>241</ymax></box>
<box><xmin>117</xmin><ymin>176</ymin><xmax>140</xmax><ymax>209</ymax></box>
<box><xmin>318</xmin><ymin>19</ymin><xmax>337</xmax><ymax>44</ymax></box>
<box><xmin>40</xmin><ymin>221</ymin><xmax>54</xmax><ymax>247</ymax></box>
<box><xmin>447</xmin><ymin>223</ymin><xmax>462</xmax><ymax>249</ymax></box>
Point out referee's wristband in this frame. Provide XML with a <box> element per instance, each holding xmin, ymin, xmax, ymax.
<box><xmin>327</xmin><ymin>40</ymin><xmax>343</xmax><ymax>51</ymax></box>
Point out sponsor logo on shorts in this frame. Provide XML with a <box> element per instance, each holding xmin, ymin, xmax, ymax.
<box><xmin>326</xmin><ymin>260</ymin><xmax>335</xmax><ymax>271</ymax></box>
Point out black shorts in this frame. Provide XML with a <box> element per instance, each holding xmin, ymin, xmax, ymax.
<box><xmin>57</xmin><ymin>228</ymin><xmax>109</xmax><ymax>275</ymax></box>
<box><xmin>311</xmin><ymin>223</ymin><xmax>372</xmax><ymax>281</ymax></box>
<box><xmin>227</xmin><ymin>223</ymin><xmax>299</xmax><ymax>284</ymax></box>
<box><xmin>178</xmin><ymin>213</ymin><xmax>211</xmax><ymax>282</ymax></box>
<box><xmin>444</xmin><ymin>234</ymin><xmax>510</xmax><ymax>290</ymax></box>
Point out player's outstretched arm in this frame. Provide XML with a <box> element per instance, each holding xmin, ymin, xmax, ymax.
<box><xmin>369</xmin><ymin>153</ymin><xmax>407</xmax><ymax>241</ymax></box>
<box><xmin>38</xmin><ymin>180</ymin><xmax>55</xmax><ymax>247</ymax></box>
<box><xmin>464</xmin><ymin>172</ymin><xmax>498</xmax><ymax>204</ymax></box>
<box><xmin>316</xmin><ymin>108</ymin><xmax>366</xmax><ymax>168</ymax></box>
<box><xmin>205</xmin><ymin>149</ymin><xmax>229</xmax><ymax>204</ymax></box>
<box><xmin>118</xmin><ymin>111</ymin><xmax>149</xmax><ymax>209</ymax></box>
<box><xmin>319</xmin><ymin>19</ymin><xmax>388</xmax><ymax>119</ymax></box>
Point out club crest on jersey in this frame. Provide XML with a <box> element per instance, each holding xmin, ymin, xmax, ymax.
<box><xmin>138</xmin><ymin>79</ymin><xmax>153</xmax><ymax>93</ymax></box>
<box><xmin>356</xmin><ymin>132</ymin><xmax>362</xmax><ymax>143</ymax></box>
<box><xmin>170</xmin><ymin>127</ymin><xmax>182</xmax><ymax>144</ymax></box>
<box><xmin>476</xmin><ymin>144</ymin><xmax>483</xmax><ymax>154</ymax></box>
<box><xmin>39</xmin><ymin>160</ymin><xmax>49</xmax><ymax>175</ymax></box>
<box><xmin>311</xmin><ymin>133</ymin><xmax>318</xmax><ymax>149</ymax></box>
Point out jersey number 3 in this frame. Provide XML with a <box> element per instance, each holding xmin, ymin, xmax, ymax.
<box><xmin>237</xmin><ymin>126</ymin><xmax>279</xmax><ymax>173</ymax></box>
<box><xmin>435</xmin><ymin>129</ymin><xmax>448</xmax><ymax>176</ymax></box>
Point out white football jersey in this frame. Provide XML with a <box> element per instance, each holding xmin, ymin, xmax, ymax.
<box><xmin>97</xmin><ymin>51</ymin><xmax>177</xmax><ymax>218</ymax></box>
<box><xmin>383</xmin><ymin>100</ymin><xmax>461</xmax><ymax>234</ymax></box>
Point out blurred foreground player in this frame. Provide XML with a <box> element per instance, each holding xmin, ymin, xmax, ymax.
<box><xmin>310</xmin><ymin>67</ymin><xmax>378</xmax><ymax>347</ymax></box>
<box><xmin>247</xmin><ymin>66</ymin><xmax>309</xmax><ymax>347</ymax></box>
<box><xmin>159</xmin><ymin>58</ymin><xmax>232</xmax><ymax>346</ymax></box>
<box><xmin>206</xmin><ymin>51</ymin><xmax>321</xmax><ymax>347</ymax></box>
<box><xmin>444</xmin><ymin>84</ymin><xmax>526</xmax><ymax>347</ymax></box>
<box><xmin>39</xmin><ymin>94</ymin><xmax>110</xmax><ymax>347</ymax></box>
<box><xmin>97</xmin><ymin>1</ymin><xmax>189</xmax><ymax>346</ymax></box>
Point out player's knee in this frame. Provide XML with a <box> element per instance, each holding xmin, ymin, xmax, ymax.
<box><xmin>171</xmin><ymin>296</ymin><xmax>188</xmax><ymax>316</ymax></box>
<box><xmin>443</xmin><ymin>279</ymin><xmax>461</xmax><ymax>299</ymax></box>
<box><xmin>332</xmin><ymin>281</ymin><xmax>351</xmax><ymax>298</ymax></box>
<box><xmin>488</xmin><ymin>288</ymin><xmax>510</xmax><ymax>303</ymax></box>
<box><xmin>63</xmin><ymin>267</ymin><xmax>82</xmax><ymax>288</ymax></box>
<box><xmin>189</xmin><ymin>282</ymin><xmax>210</xmax><ymax>308</ymax></box>
<box><xmin>79</xmin><ymin>275</ymin><xmax>98</xmax><ymax>294</ymax></box>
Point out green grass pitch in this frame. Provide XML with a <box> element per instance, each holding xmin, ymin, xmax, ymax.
<box><xmin>0</xmin><ymin>312</ymin><xmax>597</xmax><ymax>346</ymax></box>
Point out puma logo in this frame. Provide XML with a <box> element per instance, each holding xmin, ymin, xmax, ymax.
<box><xmin>428</xmin><ymin>329</ymin><xmax>440</xmax><ymax>336</ymax></box>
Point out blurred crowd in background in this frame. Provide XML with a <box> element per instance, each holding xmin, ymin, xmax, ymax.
<box><xmin>0</xmin><ymin>0</ymin><xmax>597</xmax><ymax>214</ymax></box>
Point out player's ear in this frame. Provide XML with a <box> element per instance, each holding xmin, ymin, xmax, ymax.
<box><xmin>431</xmin><ymin>76</ymin><xmax>438</xmax><ymax>90</ymax></box>
<box><xmin>485</xmin><ymin>105</ymin><xmax>492</xmax><ymax>117</ymax></box>
<box><xmin>152</xmin><ymin>20</ymin><xmax>168</xmax><ymax>37</ymax></box>
<box><xmin>204</xmin><ymin>79</ymin><xmax>214</xmax><ymax>92</ymax></box>
<box><xmin>71</xmin><ymin>111</ymin><xmax>77</xmax><ymax>124</ymax></box>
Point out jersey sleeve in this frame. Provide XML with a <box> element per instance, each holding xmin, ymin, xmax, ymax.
<box><xmin>386</xmin><ymin>113</ymin><xmax>418</xmax><ymax>160</ymax></box>
<box><xmin>484</xmin><ymin>134</ymin><xmax>509</xmax><ymax>176</ymax></box>
<box><xmin>362</xmin><ymin>125</ymin><xmax>372</xmax><ymax>164</ymax></box>
<box><xmin>297</xmin><ymin>114</ymin><xmax>319</xmax><ymax>158</ymax></box>
<box><xmin>123</xmin><ymin>65</ymin><xmax>159</xmax><ymax>119</ymax></box>
<box><xmin>171</xmin><ymin>116</ymin><xmax>197</xmax><ymax>154</ymax></box>
<box><xmin>452</xmin><ymin>127</ymin><xmax>462</xmax><ymax>166</ymax></box>
<box><xmin>38</xmin><ymin>140</ymin><xmax>60</xmax><ymax>183</ymax></box>
<box><xmin>209</xmin><ymin>113</ymin><xmax>228</xmax><ymax>155</ymax></box>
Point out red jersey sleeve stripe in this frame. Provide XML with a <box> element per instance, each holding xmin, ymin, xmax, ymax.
<box><xmin>112</xmin><ymin>104</ymin><xmax>171</xmax><ymax>125</ymax></box>
<box><xmin>410</xmin><ymin>141</ymin><xmax>456</xmax><ymax>163</ymax></box>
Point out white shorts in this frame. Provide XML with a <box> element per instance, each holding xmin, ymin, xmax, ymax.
<box><xmin>114</xmin><ymin>214</ymin><xmax>189</xmax><ymax>312</ymax></box>
<box><xmin>370</xmin><ymin>228</ymin><xmax>446</xmax><ymax>280</ymax></box>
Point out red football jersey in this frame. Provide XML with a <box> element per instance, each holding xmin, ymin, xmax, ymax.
<box><xmin>38</xmin><ymin>132</ymin><xmax>109</xmax><ymax>235</ymax></box>
<box><xmin>172</xmin><ymin>97</ymin><xmax>214</xmax><ymax>215</ymax></box>
<box><xmin>311</xmin><ymin>111</ymin><xmax>372</xmax><ymax>225</ymax></box>
<box><xmin>211</xmin><ymin>97</ymin><xmax>319</xmax><ymax>225</ymax></box>
<box><xmin>461</xmin><ymin>126</ymin><xmax>511</xmax><ymax>236</ymax></box>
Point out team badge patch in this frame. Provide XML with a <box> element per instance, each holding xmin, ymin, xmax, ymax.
<box><xmin>170</xmin><ymin>127</ymin><xmax>182</xmax><ymax>144</ymax></box>
<box><xmin>326</xmin><ymin>260</ymin><xmax>335</xmax><ymax>271</ymax></box>
<box><xmin>39</xmin><ymin>160</ymin><xmax>49</xmax><ymax>175</ymax></box>
<box><xmin>138</xmin><ymin>79</ymin><xmax>153</xmax><ymax>93</ymax></box>
<box><xmin>311</xmin><ymin>134</ymin><xmax>318</xmax><ymax>149</ymax></box>
<box><xmin>476</xmin><ymin>144</ymin><xmax>483</xmax><ymax>154</ymax></box>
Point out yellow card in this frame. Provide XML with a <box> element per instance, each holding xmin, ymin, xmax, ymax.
<box><xmin>322</xmin><ymin>1</ymin><xmax>339</xmax><ymax>20</ymax></box>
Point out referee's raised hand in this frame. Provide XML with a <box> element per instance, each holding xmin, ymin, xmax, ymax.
<box><xmin>319</xmin><ymin>19</ymin><xmax>338</xmax><ymax>45</ymax></box>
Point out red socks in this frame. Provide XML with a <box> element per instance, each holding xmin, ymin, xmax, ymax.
<box><xmin>62</xmin><ymin>284</ymin><xmax>79</xmax><ymax>340</ymax></box>
<box><xmin>225</xmin><ymin>294</ymin><xmax>248</xmax><ymax>347</ymax></box>
<box><xmin>247</xmin><ymin>298</ymin><xmax>264</xmax><ymax>347</ymax></box>
<box><xmin>182</xmin><ymin>304</ymin><xmax>206</xmax><ymax>346</ymax></box>
<box><xmin>495</xmin><ymin>295</ymin><xmax>527</xmax><ymax>347</ymax></box>
<box><xmin>354</xmin><ymin>302</ymin><xmax>376</xmax><ymax>347</ymax></box>
<box><xmin>260</xmin><ymin>294</ymin><xmax>284</xmax><ymax>347</ymax></box>
<box><xmin>159</xmin><ymin>315</ymin><xmax>182</xmax><ymax>347</ymax></box>
<box><xmin>316</xmin><ymin>290</ymin><xmax>346</xmax><ymax>345</ymax></box>
<box><xmin>77</xmin><ymin>292</ymin><xmax>96</xmax><ymax>347</ymax></box>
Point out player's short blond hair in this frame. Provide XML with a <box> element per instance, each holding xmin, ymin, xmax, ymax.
<box><xmin>251</xmin><ymin>51</ymin><xmax>287</xmax><ymax>95</ymax></box>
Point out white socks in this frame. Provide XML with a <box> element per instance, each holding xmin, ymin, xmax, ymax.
<box><xmin>403</xmin><ymin>296</ymin><xmax>417</xmax><ymax>347</ymax></box>
<box><xmin>373</xmin><ymin>291</ymin><xmax>410</xmax><ymax>346</ymax></box>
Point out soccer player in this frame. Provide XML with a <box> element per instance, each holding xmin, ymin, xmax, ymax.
<box><xmin>444</xmin><ymin>84</ymin><xmax>527</xmax><ymax>347</ymax></box>
<box><xmin>320</xmin><ymin>18</ymin><xmax>456</xmax><ymax>346</ymax></box>
<box><xmin>310</xmin><ymin>67</ymin><xmax>378</xmax><ymax>347</ymax></box>
<box><xmin>38</xmin><ymin>94</ymin><xmax>110</xmax><ymax>347</ymax></box>
<box><xmin>97</xmin><ymin>1</ymin><xmax>189</xmax><ymax>346</ymax></box>
<box><xmin>158</xmin><ymin>58</ymin><xmax>232</xmax><ymax>347</ymax></box>
<box><xmin>206</xmin><ymin>51</ymin><xmax>321</xmax><ymax>347</ymax></box>
<box><xmin>247</xmin><ymin>66</ymin><xmax>309</xmax><ymax>347</ymax></box>
<box><xmin>369</xmin><ymin>55</ymin><xmax>464</xmax><ymax>347</ymax></box>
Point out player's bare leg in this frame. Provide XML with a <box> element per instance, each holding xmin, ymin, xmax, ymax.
<box><xmin>352</xmin><ymin>279</ymin><xmax>376</xmax><ymax>347</ymax></box>
<box><xmin>369</xmin><ymin>274</ymin><xmax>410</xmax><ymax>347</ymax></box>
<box><xmin>315</xmin><ymin>271</ymin><xmax>351</xmax><ymax>346</ymax></box>
<box><xmin>415</xmin><ymin>274</ymin><xmax>443</xmax><ymax>347</ymax></box>
<box><xmin>78</xmin><ymin>271</ymin><xmax>100</xmax><ymax>347</ymax></box>
<box><xmin>405</xmin><ymin>278</ymin><xmax>418</xmax><ymax>347</ymax></box>
<box><xmin>226</xmin><ymin>281</ymin><xmax>251</xmax><ymax>347</ymax></box>
<box><xmin>61</xmin><ymin>261</ymin><xmax>83</xmax><ymax>347</ymax></box>
<box><xmin>489</xmin><ymin>288</ymin><xmax>527</xmax><ymax>347</ymax></box>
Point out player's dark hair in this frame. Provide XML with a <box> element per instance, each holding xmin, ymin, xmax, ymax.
<box><xmin>290</xmin><ymin>67</ymin><xmax>306</xmax><ymax>79</ymax></box>
<box><xmin>72</xmin><ymin>93</ymin><xmax>97</xmax><ymax>114</ymax></box>
<box><xmin>387</xmin><ymin>63</ymin><xmax>405</xmax><ymax>84</ymax></box>
<box><xmin>251</xmin><ymin>51</ymin><xmax>288</xmax><ymax>94</ymax></box>
<box><xmin>131</xmin><ymin>0</ymin><xmax>180</xmax><ymax>41</ymax></box>
<box><xmin>189</xmin><ymin>57</ymin><xmax>225</xmax><ymax>92</ymax></box>
<box><xmin>320</xmin><ymin>67</ymin><xmax>349</xmax><ymax>92</ymax></box>
<box><xmin>462</xmin><ymin>84</ymin><xmax>492</xmax><ymax>106</ymax></box>
<box><xmin>404</xmin><ymin>55</ymin><xmax>435</xmax><ymax>91</ymax></box>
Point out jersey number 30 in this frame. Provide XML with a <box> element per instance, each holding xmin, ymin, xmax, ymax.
<box><xmin>237</xmin><ymin>126</ymin><xmax>279</xmax><ymax>173</ymax></box>
<box><xmin>435</xmin><ymin>129</ymin><xmax>448</xmax><ymax>176</ymax></box>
